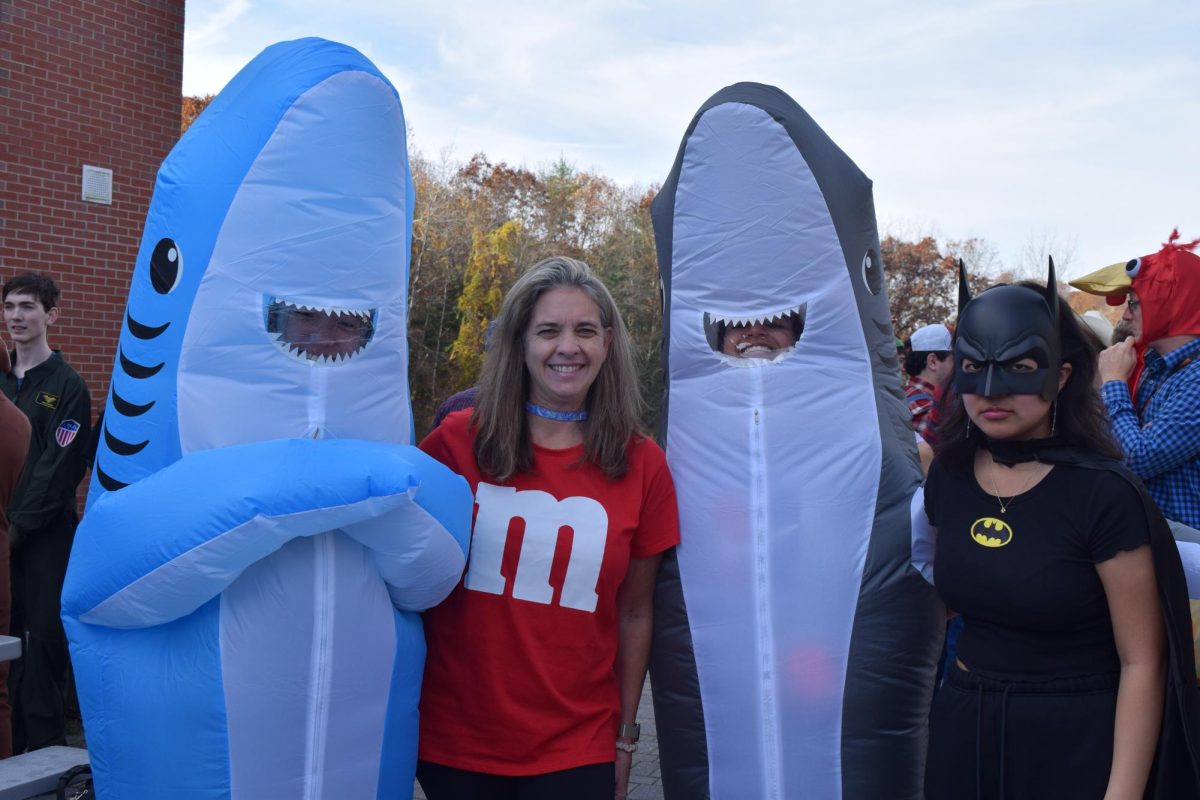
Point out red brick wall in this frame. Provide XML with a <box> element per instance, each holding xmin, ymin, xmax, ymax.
<box><xmin>1</xmin><ymin>0</ymin><xmax>185</xmax><ymax>421</ymax></box>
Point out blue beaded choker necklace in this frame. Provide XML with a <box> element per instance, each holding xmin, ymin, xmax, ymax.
<box><xmin>525</xmin><ymin>401</ymin><xmax>588</xmax><ymax>422</ymax></box>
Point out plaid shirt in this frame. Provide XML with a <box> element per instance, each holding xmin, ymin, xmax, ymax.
<box><xmin>431</xmin><ymin>386</ymin><xmax>479</xmax><ymax>429</ymax></box>
<box><xmin>1101</xmin><ymin>336</ymin><xmax>1200</xmax><ymax>527</ymax></box>
<box><xmin>905</xmin><ymin>375</ymin><xmax>940</xmax><ymax>442</ymax></box>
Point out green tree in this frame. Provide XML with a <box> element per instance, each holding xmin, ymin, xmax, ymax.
<box><xmin>448</xmin><ymin>221</ymin><xmax>525</xmax><ymax>389</ymax></box>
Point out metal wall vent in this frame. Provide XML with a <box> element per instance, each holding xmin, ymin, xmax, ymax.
<box><xmin>82</xmin><ymin>165</ymin><xmax>113</xmax><ymax>205</ymax></box>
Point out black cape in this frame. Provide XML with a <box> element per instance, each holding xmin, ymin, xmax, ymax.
<box><xmin>992</xmin><ymin>439</ymin><xmax>1200</xmax><ymax>796</ymax></box>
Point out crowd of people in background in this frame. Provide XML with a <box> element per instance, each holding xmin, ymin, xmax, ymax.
<box><xmin>3</xmin><ymin>231</ymin><xmax>1199</xmax><ymax>798</ymax></box>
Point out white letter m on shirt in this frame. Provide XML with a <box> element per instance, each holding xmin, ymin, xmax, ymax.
<box><xmin>465</xmin><ymin>483</ymin><xmax>609</xmax><ymax>613</ymax></box>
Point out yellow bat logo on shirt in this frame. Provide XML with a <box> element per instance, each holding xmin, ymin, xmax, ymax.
<box><xmin>970</xmin><ymin>517</ymin><xmax>1013</xmax><ymax>548</ymax></box>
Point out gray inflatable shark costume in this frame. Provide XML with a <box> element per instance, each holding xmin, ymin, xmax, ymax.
<box><xmin>649</xmin><ymin>83</ymin><xmax>943</xmax><ymax>799</ymax></box>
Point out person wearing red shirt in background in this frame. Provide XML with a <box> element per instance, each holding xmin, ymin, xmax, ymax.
<box><xmin>904</xmin><ymin>323</ymin><xmax>953</xmax><ymax>440</ymax></box>
<box><xmin>416</xmin><ymin>256</ymin><xmax>680</xmax><ymax>800</ymax></box>
<box><xmin>0</xmin><ymin>345</ymin><xmax>31</xmax><ymax>759</ymax></box>
<box><xmin>904</xmin><ymin>323</ymin><xmax>954</xmax><ymax>474</ymax></box>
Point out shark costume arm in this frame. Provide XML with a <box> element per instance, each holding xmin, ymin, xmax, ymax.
<box><xmin>63</xmin><ymin>438</ymin><xmax>470</xmax><ymax>629</ymax></box>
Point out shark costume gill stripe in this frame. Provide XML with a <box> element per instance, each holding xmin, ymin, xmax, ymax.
<box><xmin>648</xmin><ymin>83</ymin><xmax>943</xmax><ymax>800</ymax></box>
<box><xmin>60</xmin><ymin>38</ymin><xmax>471</xmax><ymax>799</ymax></box>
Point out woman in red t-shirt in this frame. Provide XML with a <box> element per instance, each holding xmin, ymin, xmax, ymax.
<box><xmin>416</xmin><ymin>256</ymin><xmax>680</xmax><ymax>800</ymax></box>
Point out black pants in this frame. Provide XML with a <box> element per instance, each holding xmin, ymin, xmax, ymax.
<box><xmin>417</xmin><ymin>760</ymin><xmax>615</xmax><ymax>800</ymax></box>
<box><xmin>8</xmin><ymin>516</ymin><xmax>74</xmax><ymax>753</ymax></box>
<box><xmin>926</xmin><ymin>664</ymin><xmax>1119</xmax><ymax>800</ymax></box>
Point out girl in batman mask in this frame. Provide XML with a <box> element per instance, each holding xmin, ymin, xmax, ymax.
<box><xmin>923</xmin><ymin>266</ymin><xmax>1200</xmax><ymax>799</ymax></box>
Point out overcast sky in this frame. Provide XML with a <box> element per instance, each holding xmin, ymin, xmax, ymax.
<box><xmin>183</xmin><ymin>0</ymin><xmax>1199</xmax><ymax>278</ymax></box>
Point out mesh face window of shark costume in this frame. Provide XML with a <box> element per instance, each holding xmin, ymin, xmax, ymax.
<box><xmin>265</xmin><ymin>299</ymin><xmax>376</xmax><ymax>364</ymax></box>
<box><xmin>703</xmin><ymin>305</ymin><xmax>806</xmax><ymax>363</ymax></box>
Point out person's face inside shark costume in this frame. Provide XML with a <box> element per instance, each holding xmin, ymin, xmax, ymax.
<box><xmin>717</xmin><ymin>311</ymin><xmax>803</xmax><ymax>360</ymax></box>
<box><xmin>955</xmin><ymin>261</ymin><xmax>1072</xmax><ymax>441</ymax></box>
<box><xmin>270</xmin><ymin>303</ymin><xmax>374</xmax><ymax>361</ymax></box>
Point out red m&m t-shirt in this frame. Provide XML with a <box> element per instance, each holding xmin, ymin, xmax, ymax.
<box><xmin>418</xmin><ymin>411</ymin><xmax>680</xmax><ymax>775</ymax></box>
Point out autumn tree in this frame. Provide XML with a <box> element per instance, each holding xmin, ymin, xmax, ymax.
<box><xmin>882</xmin><ymin>235</ymin><xmax>957</xmax><ymax>338</ymax></box>
<box><xmin>882</xmin><ymin>234</ymin><xmax>995</xmax><ymax>339</ymax></box>
<box><xmin>181</xmin><ymin>94</ymin><xmax>215</xmax><ymax>134</ymax></box>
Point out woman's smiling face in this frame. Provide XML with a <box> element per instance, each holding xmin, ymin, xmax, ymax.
<box><xmin>524</xmin><ymin>287</ymin><xmax>612</xmax><ymax>411</ymax></box>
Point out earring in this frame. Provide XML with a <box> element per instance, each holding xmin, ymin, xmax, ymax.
<box><xmin>1050</xmin><ymin>402</ymin><xmax>1057</xmax><ymax>437</ymax></box>
<box><xmin>966</xmin><ymin>418</ymin><xmax>972</xmax><ymax>436</ymax></box>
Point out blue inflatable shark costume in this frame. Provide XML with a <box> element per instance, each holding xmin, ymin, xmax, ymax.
<box><xmin>60</xmin><ymin>39</ymin><xmax>471</xmax><ymax>799</ymax></box>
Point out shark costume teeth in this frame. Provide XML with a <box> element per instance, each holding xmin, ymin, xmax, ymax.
<box><xmin>704</xmin><ymin>303</ymin><xmax>806</xmax><ymax>328</ymax></box>
<box><xmin>649</xmin><ymin>82</ymin><xmax>942</xmax><ymax>800</ymax></box>
<box><xmin>61</xmin><ymin>39</ymin><xmax>471</xmax><ymax>799</ymax></box>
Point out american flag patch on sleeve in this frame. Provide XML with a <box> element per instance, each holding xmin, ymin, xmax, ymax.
<box><xmin>56</xmin><ymin>419</ymin><xmax>81</xmax><ymax>447</ymax></box>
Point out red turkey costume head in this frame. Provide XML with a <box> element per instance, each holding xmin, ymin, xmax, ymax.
<box><xmin>1069</xmin><ymin>229</ymin><xmax>1200</xmax><ymax>345</ymax></box>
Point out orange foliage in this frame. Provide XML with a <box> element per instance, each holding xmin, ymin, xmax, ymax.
<box><xmin>181</xmin><ymin>94</ymin><xmax>215</xmax><ymax>134</ymax></box>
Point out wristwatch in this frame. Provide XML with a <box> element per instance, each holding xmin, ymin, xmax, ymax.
<box><xmin>617</xmin><ymin>722</ymin><xmax>640</xmax><ymax>741</ymax></box>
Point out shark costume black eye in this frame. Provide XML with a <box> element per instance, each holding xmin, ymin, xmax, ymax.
<box><xmin>150</xmin><ymin>238</ymin><xmax>183</xmax><ymax>294</ymax></box>
<box><xmin>861</xmin><ymin>249</ymin><xmax>882</xmax><ymax>295</ymax></box>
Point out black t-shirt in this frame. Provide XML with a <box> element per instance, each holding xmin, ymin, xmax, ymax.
<box><xmin>925</xmin><ymin>456</ymin><xmax>1150</xmax><ymax>677</ymax></box>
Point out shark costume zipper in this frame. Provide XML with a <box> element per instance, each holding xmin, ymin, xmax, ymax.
<box><xmin>304</xmin><ymin>532</ymin><xmax>336</xmax><ymax>800</ymax></box>
<box><xmin>303</xmin><ymin>364</ymin><xmax>332</xmax><ymax>800</ymax></box>
<box><xmin>748</xmin><ymin>367</ymin><xmax>782</xmax><ymax>800</ymax></box>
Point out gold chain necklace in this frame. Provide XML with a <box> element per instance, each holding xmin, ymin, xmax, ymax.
<box><xmin>986</xmin><ymin>463</ymin><xmax>1039</xmax><ymax>514</ymax></box>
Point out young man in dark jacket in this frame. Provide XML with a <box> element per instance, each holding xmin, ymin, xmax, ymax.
<box><xmin>2</xmin><ymin>273</ymin><xmax>90</xmax><ymax>753</ymax></box>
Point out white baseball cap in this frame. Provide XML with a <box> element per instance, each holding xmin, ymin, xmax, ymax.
<box><xmin>1080</xmin><ymin>310</ymin><xmax>1114</xmax><ymax>344</ymax></box>
<box><xmin>908</xmin><ymin>323</ymin><xmax>952</xmax><ymax>352</ymax></box>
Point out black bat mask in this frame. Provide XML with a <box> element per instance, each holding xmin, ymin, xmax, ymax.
<box><xmin>954</xmin><ymin>259</ymin><xmax>1063</xmax><ymax>401</ymax></box>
